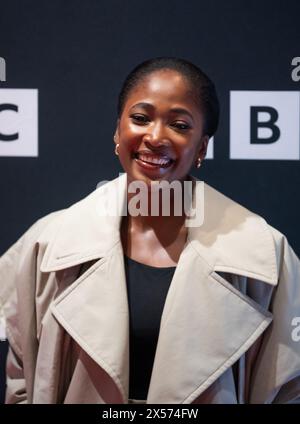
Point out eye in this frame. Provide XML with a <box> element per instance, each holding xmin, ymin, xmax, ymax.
<box><xmin>130</xmin><ymin>114</ymin><xmax>191</xmax><ymax>131</ymax></box>
<box><xmin>172</xmin><ymin>122</ymin><xmax>191</xmax><ymax>131</ymax></box>
<box><xmin>130</xmin><ymin>114</ymin><xmax>149</xmax><ymax>124</ymax></box>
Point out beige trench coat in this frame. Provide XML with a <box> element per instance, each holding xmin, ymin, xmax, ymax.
<box><xmin>0</xmin><ymin>172</ymin><xmax>300</xmax><ymax>404</ymax></box>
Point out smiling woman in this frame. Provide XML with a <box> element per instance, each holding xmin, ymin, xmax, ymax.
<box><xmin>0</xmin><ymin>57</ymin><xmax>300</xmax><ymax>404</ymax></box>
<box><xmin>114</xmin><ymin>58</ymin><xmax>219</xmax><ymax>269</ymax></box>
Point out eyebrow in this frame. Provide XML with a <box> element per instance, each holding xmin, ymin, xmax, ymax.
<box><xmin>130</xmin><ymin>102</ymin><xmax>194</xmax><ymax>123</ymax></box>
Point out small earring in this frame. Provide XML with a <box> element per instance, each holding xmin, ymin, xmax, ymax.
<box><xmin>196</xmin><ymin>158</ymin><xmax>202</xmax><ymax>168</ymax></box>
<box><xmin>115</xmin><ymin>143</ymin><xmax>120</xmax><ymax>156</ymax></box>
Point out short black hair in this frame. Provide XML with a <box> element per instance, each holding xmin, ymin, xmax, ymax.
<box><xmin>117</xmin><ymin>56</ymin><xmax>220</xmax><ymax>138</ymax></box>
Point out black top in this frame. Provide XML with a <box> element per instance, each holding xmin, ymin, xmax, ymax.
<box><xmin>124</xmin><ymin>254</ymin><xmax>177</xmax><ymax>400</ymax></box>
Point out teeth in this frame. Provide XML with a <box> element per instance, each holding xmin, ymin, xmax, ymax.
<box><xmin>136</xmin><ymin>153</ymin><xmax>172</xmax><ymax>166</ymax></box>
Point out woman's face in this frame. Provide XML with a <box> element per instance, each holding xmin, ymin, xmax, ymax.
<box><xmin>114</xmin><ymin>69</ymin><xmax>209</xmax><ymax>185</ymax></box>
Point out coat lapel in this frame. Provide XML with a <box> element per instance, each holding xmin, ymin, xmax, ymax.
<box><xmin>147</xmin><ymin>243</ymin><xmax>273</xmax><ymax>403</ymax></box>
<box><xmin>50</xmin><ymin>242</ymin><xmax>130</xmax><ymax>403</ymax></box>
<box><xmin>40</xmin><ymin>173</ymin><xmax>279</xmax><ymax>403</ymax></box>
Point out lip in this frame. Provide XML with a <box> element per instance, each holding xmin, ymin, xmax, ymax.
<box><xmin>132</xmin><ymin>150</ymin><xmax>175</xmax><ymax>161</ymax></box>
<box><xmin>132</xmin><ymin>151</ymin><xmax>175</xmax><ymax>171</ymax></box>
<box><xmin>134</xmin><ymin>157</ymin><xmax>174</xmax><ymax>171</ymax></box>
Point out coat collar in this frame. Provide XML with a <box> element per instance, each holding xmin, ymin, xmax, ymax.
<box><xmin>50</xmin><ymin>240</ymin><xmax>273</xmax><ymax>403</ymax></box>
<box><xmin>40</xmin><ymin>172</ymin><xmax>278</xmax><ymax>285</ymax></box>
<box><xmin>41</xmin><ymin>173</ymin><xmax>277</xmax><ymax>403</ymax></box>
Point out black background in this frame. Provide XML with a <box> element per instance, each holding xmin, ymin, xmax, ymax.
<box><xmin>0</xmin><ymin>0</ymin><xmax>300</xmax><ymax>403</ymax></box>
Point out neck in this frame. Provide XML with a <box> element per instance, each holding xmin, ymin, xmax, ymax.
<box><xmin>125</xmin><ymin>174</ymin><xmax>195</xmax><ymax>231</ymax></box>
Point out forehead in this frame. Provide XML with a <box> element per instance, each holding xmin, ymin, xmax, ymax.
<box><xmin>126</xmin><ymin>70</ymin><xmax>198</xmax><ymax>109</ymax></box>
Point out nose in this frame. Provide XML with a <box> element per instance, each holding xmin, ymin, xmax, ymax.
<box><xmin>143</xmin><ymin>121</ymin><xmax>170</xmax><ymax>148</ymax></box>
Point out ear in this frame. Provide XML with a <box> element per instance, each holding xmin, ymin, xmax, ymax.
<box><xmin>198</xmin><ymin>135</ymin><xmax>209</xmax><ymax>161</ymax></box>
<box><xmin>113</xmin><ymin>119</ymin><xmax>120</xmax><ymax>145</ymax></box>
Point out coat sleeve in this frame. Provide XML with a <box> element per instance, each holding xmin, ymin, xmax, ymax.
<box><xmin>0</xmin><ymin>211</ymin><xmax>63</xmax><ymax>404</ymax></box>
<box><xmin>0</xmin><ymin>235</ymin><xmax>28</xmax><ymax>403</ymax></box>
<box><xmin>249</xmin><ymin>230</ymin><xmax>300</xmax><ymax>404</ymax></box>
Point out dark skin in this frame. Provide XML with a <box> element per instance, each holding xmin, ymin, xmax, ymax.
<box><xmin>114</xmin><ymin>69</ymin><xmax>209</xmax><ymax>267</ymax></box>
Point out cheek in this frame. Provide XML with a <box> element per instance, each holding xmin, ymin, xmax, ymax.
<box><xmin>119</xmin><ymin>123</ymin><xmax>141</xmax><ymax>150</ymax></box>
<box><xmin>171</xmin><ymin>147</ymin><xmax>197</xmax><ymax>174</ymax></box>
<box><xmin>177</xmin><ymin>144</ymin><xmax>197</xmax><ymax>162</ymax></box>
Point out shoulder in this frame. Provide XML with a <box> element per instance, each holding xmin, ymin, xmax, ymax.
<box><xmin>0</xmin><ymin>174</ymin><xmax>120</xmax><ymax>285</ymax></box>
<box><xmin>202</xmin><ymin>179</ymin><xmax>287</xmax><ymax>242</ymax></box>
<box><xmin>199</xmin><ymin>179</ymin><xmax>299</xmax><ymax>283</ymax></box>
<box><xmin>0</xmin><ymin>209</ymin><xmax>66</xmax><ymax>266</ymax></box>
<box><xmin>1</xmin><ymin>184</ymin><xmax>105</xmax><ymax>260</ymax></box>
